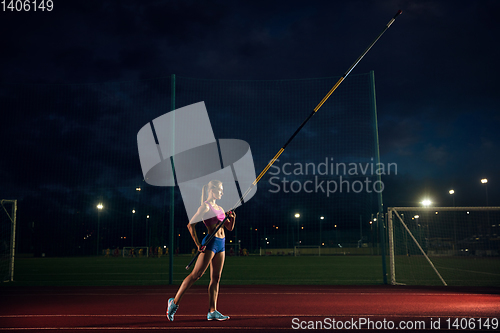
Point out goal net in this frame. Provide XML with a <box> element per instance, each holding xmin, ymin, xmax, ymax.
<box><xmin>0</xmin><ymin>200</ymin><xmax>17</xmax><ymax>282</ymax></box>
<box><xmin>388</xmin><ymin>207</ymin><xmax>500</xmax><ymax>286</ymax></box>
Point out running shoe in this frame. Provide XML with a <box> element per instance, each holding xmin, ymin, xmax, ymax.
<box><xmin>207</xmin><ymin>310</ymin><xmax>229</xmax><ymax>321</ymax></box>
<box><xmin>166</xmin><ymin>298</ymin><xmax>178</xmax><ymax>321</ymax></box>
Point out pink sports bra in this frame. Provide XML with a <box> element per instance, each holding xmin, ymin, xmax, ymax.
<box><xmin>203</xmin><ymin>201</ymin><xmax>225</xmax><ymax>227</ymax></box>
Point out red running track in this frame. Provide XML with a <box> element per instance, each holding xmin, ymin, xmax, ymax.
<box><xmin>0</xmin><ymin>285</ymin><xmax>499</xmax><ymax>332</ymax></box>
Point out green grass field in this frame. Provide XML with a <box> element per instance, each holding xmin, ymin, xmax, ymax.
<box><xmin>5</xmin><ymin>254</ymin><xmax>499</xmax><ymax>287</ymax></box>
<box><xmin>393</xmin><ymin>255</ymin><xmax>500</xmax><ymax>286</ymax></box>
<box><xmin>7</xmin><ymin>255</ymin><xmax>385</xmax><ymax>286</ymax></box>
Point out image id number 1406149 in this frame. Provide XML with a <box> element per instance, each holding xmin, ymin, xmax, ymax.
<box><xmin>1</xmin><ymin>0</ymin><xmax>53</xmax><ymax>11</ymax></box>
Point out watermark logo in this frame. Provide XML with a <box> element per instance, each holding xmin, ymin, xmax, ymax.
<box><xmin>268</xmin><ymin>158</ymin><xmax>397</xmax><ymax>196</ymax></box>
<box><xmin>137</xmin><ymin>102</ymin><xmax>257</xmax><ymax>222</ymax></box>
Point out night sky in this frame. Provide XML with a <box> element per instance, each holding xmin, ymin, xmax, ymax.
<box><xmin>2</xmin><ymin>0</ymin><xmax>500</xmax><ymax>218</ymax></box>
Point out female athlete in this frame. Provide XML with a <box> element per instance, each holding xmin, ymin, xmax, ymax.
<box><xmin>166</xmin><ymin>180</ymin><xmax>236</xmax><ymax>321</ymax></box>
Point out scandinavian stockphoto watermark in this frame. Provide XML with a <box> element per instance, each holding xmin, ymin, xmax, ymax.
<box><xmin>268</xmin><ymin>158</ymin><xmax>397</xmax><ymax>196</ymax></box>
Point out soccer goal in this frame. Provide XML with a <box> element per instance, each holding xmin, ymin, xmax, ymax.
<box><xmin>1</xmin><ymin>200</ymin><xmax>17</xmax><ymax>282</ymax></box>
<box><xmin>388</xmin><ymin>207</ymin><xmax>500</xmax><ymax>287</ymax></box>
<box><xmin>294</xmin><ymin>245</ymin><xmax>321</xmax><ymax>256</ymax></box>
<box><xmin>122</xmin><ymin>247</ymin><xmax>149</xmax><ymax>257</ymax></box>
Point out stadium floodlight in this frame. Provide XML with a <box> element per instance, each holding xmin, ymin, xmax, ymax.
<box><xmin>294</xmin><ymin>213</ymin><xmax>301</xmax><ymax>244</ymax></box>
<box><xmin>319</xmin><ymin>216</ymin><xmax>324</xmax><ymax>246</ymax></box>
<box><xmin>96</xmin><ymin>203</ymin><xmax>103</xmax><ymax>256</ymax></box>
<box><xmin>146</xmin><ymin>215</ymin><xmax>150</xmax><ymax>248</ymax></box>
<box><xmin>481</xmin><ymin>179</ymin><xmax>489</xmax><ymax>206</ymax></box>
<box><xmin>421</xmin><ymin>199</ymin><xmax>432</xmax><ymax>207</ymax></box>
<box><xmin>131</xmin><ymin>210</ymin><xmax>136</xmax><ymax>247</ymax></box>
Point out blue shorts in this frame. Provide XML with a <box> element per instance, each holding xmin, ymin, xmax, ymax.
<box><xmin>201</xmin><ymin>235</ymin><xmax>225</xmax><ymax>254</ymax></box>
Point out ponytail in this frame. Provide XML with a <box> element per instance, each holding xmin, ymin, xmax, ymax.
<box><xmin>201</xmin><ymin>184</ymin><xmax>208</xmax><ymax>205</ymax></box>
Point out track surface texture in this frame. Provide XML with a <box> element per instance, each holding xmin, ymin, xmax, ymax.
<box><xmin>1</xmin><ymin>285</ymin><xmax>499</xmax><ymax>332</ymax></box>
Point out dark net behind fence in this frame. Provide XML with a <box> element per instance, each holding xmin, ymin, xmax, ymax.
<box><xmin>1</xmin><ymin>73</ymin><xmax>384</xmax><ymax>284</ymax></box>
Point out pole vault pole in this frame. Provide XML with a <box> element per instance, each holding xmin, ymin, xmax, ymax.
<box><xmin>186</xmin><ymin>10</ymin><xmax>402</xmax><ymax>270</ymax></box>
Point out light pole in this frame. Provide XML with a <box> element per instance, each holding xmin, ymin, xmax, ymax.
<box><xmin>449</xmin><ymin>189</ymin><xmax>457</xmax><ymax>251</ymax></box>
<box><xmin>294</xmin><ymin>213</ymin><xmax>300</xmax><ymax>245</ymax></box>
<box><xmin>301</xmin><ymin>224</ymin><xmax>304</xmax><ymax>245</ymax></box>
<box><xmin>134</xmin><ymin>187</ymin><xmax>141</xmax><ymax>248</ymax></box>
<box><xmin>96</xmin><ymin>203</ymin><xmax>103</xmax><ymax>256</ymax></box>
<box><xmin>420</xmin><ymin>199</ymin><xmax>431</xmax><ymax>250</ymax></box>
<box><xmin>420</xmin><ymin>200</ymin><xmax>431</xmax><ymax>248</ymax></box>
<box><xmin>481</xmin><ymin>179</ymin><xmax>490</xmax><ymax>229</ymax></box>
<box><xmin>132</xmin><ymin>209</ymin><xmax>136</xmax><ymax>247</ymax></box>
<box><xmin>449</xmin><ymin>190</ymin><xmax>455</xmax><ymax>207</ymax></box>
<box><xmin>334</xmin><ymin>224</ymin><xmax>338</xmax><ymax>246</ymax></box>
<box><xmin>146</xmin><ymin>215</ymin><xmax>150</xmax><ymax>249</ymax></box>
<box><xmin>274</xmin><ymin>225</ymin><xmax>279</xmax><ymax>249</ymax></box>
<box><xmin>255</xmin><ymin>228</ymin><xmax>258</xmax><ymax>252</ymax></box>
<box><xmin>369</xmin><ymin>219</ymin><xmax>373</xmax><ymax>254</ymax></box>
<box><xmin>481</xmin><ymin>179</ymin><xmax>488</xmax><ymax>206</ymax></box>
<box><xmin>319</xmin><ymin>216</ymin><xmax>324</xmax><ymax>246</ymax></box>
<box><xmin>414</xmin><ymin>215</ymin><xmax>420</xmax><ymax>249</ymax></box>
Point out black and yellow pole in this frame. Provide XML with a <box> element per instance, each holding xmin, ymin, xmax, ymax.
<box><xmin>186</xmin><ymin>10</ymin><xmax>402</xmax><ymax>270</ymax></box>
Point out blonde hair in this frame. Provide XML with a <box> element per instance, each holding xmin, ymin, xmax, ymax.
<box><xmin>201</xmin><ymin>180</ymin><xmax>222</xmax><ymax>205</ymax></box>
